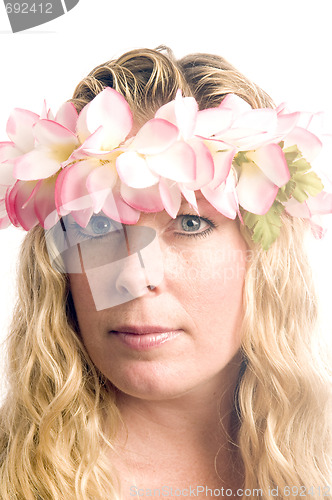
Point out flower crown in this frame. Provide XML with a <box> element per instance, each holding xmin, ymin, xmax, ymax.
<box><xmin>1</xmin><ymin>88</ymin><xmax>332</xmax><ymax>250</ymax></box>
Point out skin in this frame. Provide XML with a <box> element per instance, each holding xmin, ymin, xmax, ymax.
<box><xmin>68</xmin><ymin>194</ymin><xmax>248</xmax><ymax>496</ymax></box>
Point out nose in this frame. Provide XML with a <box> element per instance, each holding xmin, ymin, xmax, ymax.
<box><xmin>84</xmin><ymin>225</ymin><xmax>164</xmax><ymax>310</ymax></box>
<box><xmin>115</xmin><ymin>225</ymin><xmax>164</xmax><ymax>299</ymax></box>
<box><xmin>115</xmin><ymin>251</ymin><xmax>157</xmax><ymax>298</ymax></box>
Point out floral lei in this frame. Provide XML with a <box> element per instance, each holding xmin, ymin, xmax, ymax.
<box><xmin>0</xmin><ymin>88</ymin><xmax>332</xmax><ymax>250</ymax></box>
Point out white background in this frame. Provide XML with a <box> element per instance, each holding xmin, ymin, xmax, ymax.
<box><xmin>0</xmin><ymin>0</ymin><xmax>331</xmax><ymax>397</ymax></box>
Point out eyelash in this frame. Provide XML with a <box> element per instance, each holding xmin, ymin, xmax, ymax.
<box><xmin>65</xmin><ymin>213</ymin><xmax>217</xmax><ymax>241</ymax></box>
<box><xmin>65</xmin><ymin>217</ymin><xmax>118</xmax><ymax>241</ymax></box>
<box><xmin>174</xmin><ymin>213</ymin><xmax>217</xmax><ymax>239</ymax></box>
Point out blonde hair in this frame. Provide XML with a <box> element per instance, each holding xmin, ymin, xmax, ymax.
<box><xmin>0</xmin><ymin>46</ymin><xmax>331</xmax><ymax>499</ymax></box>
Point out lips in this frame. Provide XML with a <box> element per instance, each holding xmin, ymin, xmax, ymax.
<box><xmin>110</xmin><ymin>325</ymin><xmax>182</xmax><ymax>350</ymax></box>
<box><xmin>111</xmin><ymin>325</ymin><xmax>179</xmax><ymax>335</ymax></box>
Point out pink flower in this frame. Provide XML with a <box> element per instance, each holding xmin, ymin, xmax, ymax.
<box><xmin>0</xmin><ymin>107</ymin><xmax>40</xmax><ymax>228</ymax></box>
<box><xmin>57</xmin><ymin>88</ymin><xmax>139</xmax><ymax>225</ymax></box>
<box><xmin>117</xmin><ymin>90</ymin><xmax>217</xmax><ymax>218</ymax></box>
<box><xmin>0</xmin><ymin>87</ymin><xmax>330</xmax><ymax>248</ymax></box>
<box><xmin>0</xmin><ymin>101</ymin><xmax>79</xmax><ymax>229</ymax></box>
<box><xmin>13</xmin><ymin>102</ymin><xmax>79</xmax><ymax>181</ymax></box>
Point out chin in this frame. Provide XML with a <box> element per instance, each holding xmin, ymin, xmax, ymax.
<box><xmin>104</xmin><ymin>359</ymin><xmax>231</xmax><ymax>402</ymax></box>
<box><xmin>103</xmin><ymin>361</ymin><xmax>197</xmax><ymax>401</ymax></box>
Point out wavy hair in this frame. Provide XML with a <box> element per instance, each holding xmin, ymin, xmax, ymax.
<box><xmin>0</xmin><ymin>46</ymin><xmax>331</xmax><ymax>499</ymax></box>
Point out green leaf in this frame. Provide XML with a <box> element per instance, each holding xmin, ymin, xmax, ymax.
<box><xmin>291</xmin><ymin>158</ymin><xmax>312</xmax><ymax>173</ymax></box>
<box><xmin>276</xmin><ymin>179</ymin><xmax>297</xmax><ymax>202</ymax></box>
<box><xmin>237</xmin><ymin>142</ymin><xmax>325</xmax><ymax>250</ymax></box>
<box><xmin>291</xmin><ymin>170</ymin><xmax>324</xmax><ymax>203</ymax></box>
<box><xmin>243</xmin><ymin>201</ymin><xmax>285</xmax><ymax>251</ymax></box>
<box><xmin>284</xmin><ymin>150</ymin><xmax>300</xmax><ymax>165</ymax></box>
<box><xmin>279</xmin><ymin>143</ymin><xmax>324</xmax><ymax>203</ymax></box>
<box><xmin>283</xmin><ymin>144</ymin><xmax>301</xmax><ymax>156</ymax></box>
<box><xmin>276</xmin><ymin>188</ymin><xmax>290</xmax><ymax>203</ymax></box>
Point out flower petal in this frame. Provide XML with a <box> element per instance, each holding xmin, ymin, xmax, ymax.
<box><xmin>40</xmin><ymin>100</ymin><xmax>49</xmax><ymax>120</ymax></box>
<box><xmin>14</xmin><ymin>149</ymin><xmax>61</xmax><ymax>180</ymax></box>
<box><xmin>183</xmin><ymin>138</ymin><xmax>215</xmax><ymax>190</ymax></box>
<box><xmin>174</xmin><ymin>90</ymin><xmax>198</xmax><ymax>140</ymax></box>
<box><xmin>129</xmin><ymin>118</ymin><xmax>178</xmax><ymax>154</ymax></box>
<box><xmin>5</xmin><ymin>182</ymin><xmax>19</xmax><ymax>226</ymax></box>
<box><xmin>195</xmin><ymin>108</ymin><xmax>233</xmax><ymax>138</ymax></box>
<box><xmin>284</xmin><ymin>127</ymin><xmax>322</xmax><ymax>162</ymax></box>
<box><xmin>155</xmin><ymin>100</ymin><xmax>177</xmax><ymax>126</ymax></box>
<box><xmin>248</xmin><ymin>143</ymin><xmax>290</xmax><ymax>187</ymax></box>
<box><xmin>120</xmin><ymin>183</ymin><xmax>164</xmax><ymax>212</ymax></box>
<box><xmin>70</xmin><ymin>207</ymin><xmax>95</xmax><ymax>228</ymax></box>
<box><xmin>0</xmin><ymin>142</ymin><xmax>21</xmax><ymax>163</ymax></box>
<box><xmin>76</xmin><ymin>88</ymin><xmax>133</xmax><ymax>149</ymax></box>
<box><xmin>102</xmin><ymin>190</ymin><xmax>140</xmax><ymax>224</ymax></box>
<box><xmin>0</xmin><ymin>200</ymin><xmax>11</xmax><ymax>229</ymax></box>
<box><xmin>218</xmin><ymin>94</ymin><xmax>252</xmax><ymax>116</ymax></box>
<box><xmin>55</xmin><ymin>102</ymin><xmax>79</xmax><ymax>133</ymax></box>
<box><xmin>275</xmin><ymin>112</ymin><xmax>299</xmax><ymax>137</ymax></box>
<box><xmin>34</xmin><ymin>178</ymin><xmax>59</xmax><ymax>229</ymax></box>
<box><xmin>34</xmin><ymin>119</ymin><xmax>78</xmax><ymax>150</ymax></box>
<box><xmin>6</xmin><ymin>108</ymin><xmax>40</xmax><ymax>153</ymax></box>
<box><xmin>213</xmin><ymin>149</ymin><xmax>237</xmax><ymax>189</ymax></box>
<box><xmin>69</xmin><ymin>127</ymin><xmax>108</xmax><ymax>161</ymax></box>
<box><xmin>117</xmin><ymin>152</ymin><xmax>159</xmax><ymax>188</ymax></box>
<box><xmin>6</xmin><ymin>180</ymin><xmax>39</xmax><ymax>230</ymax></box>
<box><xmin>215</xmin><ymin>128</ymin><xmax>269</xmax><ymax>150</ymax></box>
<box><xmin>309</xmin><ymin>215</ymin><xmax>326</xmax><ymax>239</ymax></box>
<box><xmin>236</xmin><ymin>162</ymin><xmax>279</xmax><ymax>214</ymax></box>
<box><xmin>55</xmin><ymin>167</ymin><xmax>70</xmax><ymax>216</ymax></box>
<box><xmin>233</xmin><ymin>108</ymin><xmax>277</xmax><ymax>134</ymax></box>
<box><xmin>275</xmin><ymin>102</ymin><xmax>288</xmax><ymax>114</ymax></box>
<box><xmin>201</xmin><ymin>172</ymin><xmax>238</xmax><ymax>219</ymax></box>
<box><xmin>86</xmin><ymin>164</ymin><xmax>118</xmax><ymax>213</ymax></box>
<box><xmin>159</xmin><ymin>177</ymin><xmax>181</xmax><ymax>218</ymax></box>
<box><xmin>0</xmin><ymin>217</ymin><xmax>11</xmax><ymax>229</ymax></box>
<box><xmin>283</xmin><ymin>196</ymin><xmax>311</xmax><ymax>218</ymax></box>
<box><xmin>307</xmin><ymin>190</ymin><xmax>332</xmax><ymax>215</ymax></box>
<box><xmin>0</xmin><ymin>185</ymin><xmax>8</xmax><ymax>198</ymax></box>
<box><xmin>58</xmin><ymin>160</ymin><xmax>96</xmax><ymax>212</ymax></box>
<box><xmin>296</xmin><ymin>111</ymin><xmax>324</xmax><ymax>133</ymax></box>
<box><xmin>147</xmin><ymin>141</ymin><xmax>196</xmax><ymax>183</ymax></box>
<box><xmin>0</xmin><ymin>164</ymin><xmax>17</xmax><ymax>187</ymax></box>
<box><xmin>0</xmin><ymin>143</ymin><xmax>21</xmax><ymax>185</ymax></box>
<box><xmin>179</xmin><ymin>186</ymin><xmax>198</xmax><ymax>213</ymax></box>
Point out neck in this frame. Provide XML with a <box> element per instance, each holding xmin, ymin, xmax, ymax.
<box><xmin>104</xmin><ymin>355</ymin><xmax>244</xmax><ymax>493</ymax></box>
<box><xmin>116</xmin><ymin>377</ymin><xmax>237</xmax><ymax>444</ymax></box>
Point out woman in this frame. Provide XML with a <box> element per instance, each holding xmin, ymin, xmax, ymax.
<box><xmin>0</xmin><ymin>46</ymin><xmax>331</xmax><ymax>499</ymax></box>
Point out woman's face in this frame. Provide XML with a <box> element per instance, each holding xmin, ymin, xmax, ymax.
<box><xmin>68</xmin><ymin>194</ymin><xmax>248</xmax><ymax>400</ymax></box>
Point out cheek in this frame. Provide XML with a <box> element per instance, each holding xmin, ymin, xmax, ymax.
<box><xmin>189</xmin><ymin>258</ymin><xmax>245</xmax><ymax>332</ymax></box>
<box><xmin>165</xmin><ymin>242</ymin><xmax>247</xmax><ymax>303</ymax></box>
<box><xmin>164</xmin><ymin>238</ymin><xmax>247</xmax><ymax>349</ymax></box>
<box><xmin>68</xmin><ymin>273</ymin><xmax>97</xmax><ymax>327</ymax></box>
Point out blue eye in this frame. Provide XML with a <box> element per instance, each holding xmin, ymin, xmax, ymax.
<box><xmin>175</xmin><ymin>214</ymin><xmax>216</xmax><ymax>238</ymax></box>
<box><xmin>66</xmin><ymin>214</ymin><xmax>122</xmax><ymax>241</ymax></box>
<box><xmin>90</xmin><ymin>216</ymin><xmax>112</xmax><ymax>235</ymax></box>
<box><xmin>180</xmin><ymin>215</ymin><xmax>203</xmax><ymax>232</ymax></box>
<box><xmin>81</xmin><ymin>215</ymin><xmax>119</xmax><ymax>238</ymax></box>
